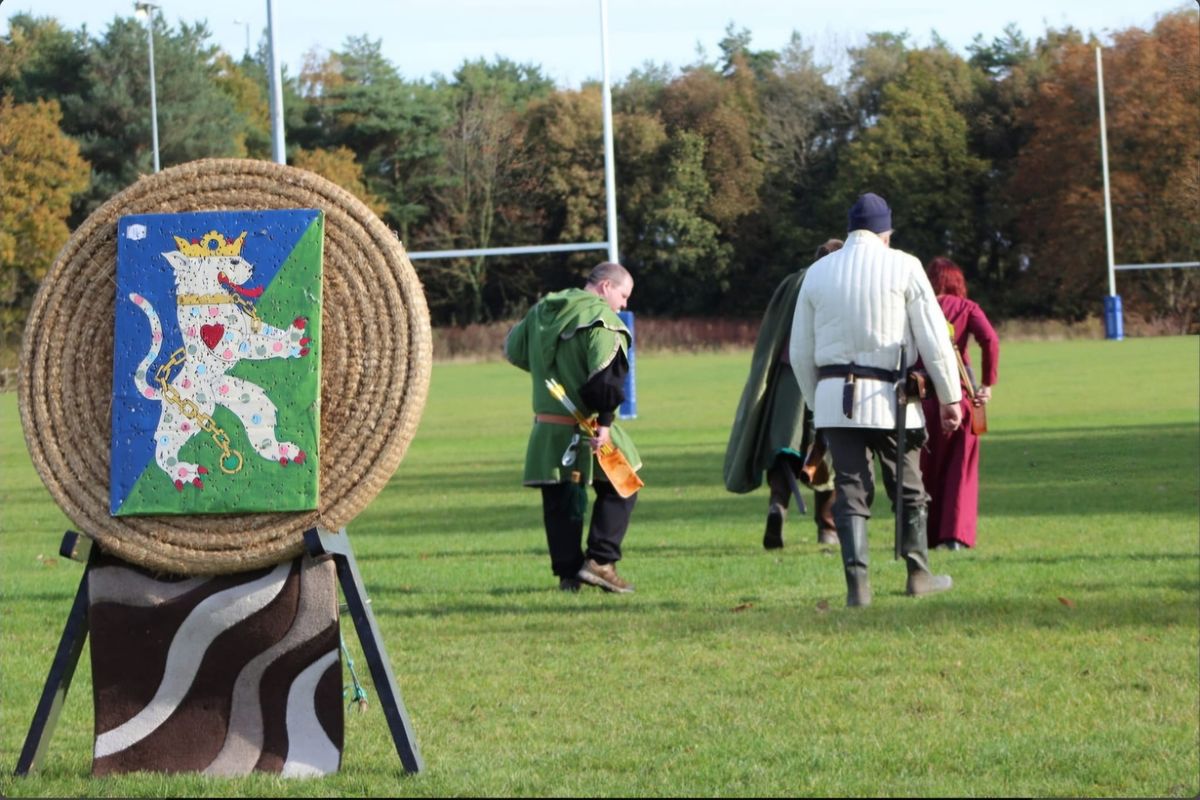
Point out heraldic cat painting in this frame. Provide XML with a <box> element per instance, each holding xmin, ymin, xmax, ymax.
<box><xmin>110</xmin><ymin>209</ymin><xmax>323</xmax><ymax>516</ymax></box>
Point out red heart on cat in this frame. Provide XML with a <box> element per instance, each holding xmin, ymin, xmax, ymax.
<box><xmin>200</xmin><ymin>323</ymin><xmax>225</xmax><ymax>350</ymax></box>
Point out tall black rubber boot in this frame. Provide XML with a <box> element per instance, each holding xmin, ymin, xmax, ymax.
<box><xmin>835</xmin><ymin>515</ymin><xmax>871</xmax><ymax>607</ymax></box>
<box><xmin>763</xmin><ymin>463</ymin><xmax>790</xmax><ymax>550</ymax></box>
<box><xmin>902</xmin><ymin>506</ymin><xmax>953</xmax><ymax>596</ymax></box>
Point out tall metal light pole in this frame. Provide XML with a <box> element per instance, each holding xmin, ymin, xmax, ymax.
<box><xmin>133</xmin><ymin>2</ymin><xmax>160</xmax><ymax>173</ymax></box>
<box><xmin>233</xmin><ymin>19</ymin><xmax>251</xmax><ymax>59</ymax></box>
<box><xmin>266</xmin><ymin>0</ymin><xmax>286</xmax><ymax>164</ymax></box>
<box><xmin>598</xmin><ymin>0</ymin><xmax>637</xmax><ymax>416</ymax></box>
<box><xmin>598</xmin><ymin>0</ymin><xmax>619</xmax><ymax>265</ymax></box>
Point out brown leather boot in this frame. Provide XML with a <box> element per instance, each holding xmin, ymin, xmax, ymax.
<box><xmin>814</xmin><ymin>489</ymin><xmax>837</xmax><ymax>545</ymax></box>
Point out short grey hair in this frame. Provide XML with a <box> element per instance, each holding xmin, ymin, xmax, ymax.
<box><xmin>586</xmin><ymin>262</ymin><xmax>631</xmax><ymax>287</ymax></box>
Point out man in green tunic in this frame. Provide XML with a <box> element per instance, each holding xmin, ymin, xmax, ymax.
<box><xmin>724</xmin><ymin>240</ymin><xmax>841</xmax><ymax>549</ymax></box>
<box><xmin>504</xmin><ymin>263</ymin><xmax>642</xmax><ymax>593</ymax></box>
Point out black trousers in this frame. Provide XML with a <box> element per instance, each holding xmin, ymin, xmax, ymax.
<box><xmin>822</xmin><ymin>426</ymin><xmax>928</xmax><ymax>521</ymax></box>
<box><xmin>540</xmin><ymin>480</ymin><xmax>637</xmax><ymax>578</ymax></box>
<box><xmin>766</xmin><ymin>454</ymin><xmax>836</xmax><ymax>534</ymax></box>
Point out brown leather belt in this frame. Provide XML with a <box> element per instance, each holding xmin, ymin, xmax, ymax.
<box><xmin>534</xmin><ymin>413</ymin><xmax>579</xmax><ymax>426</ymax></box>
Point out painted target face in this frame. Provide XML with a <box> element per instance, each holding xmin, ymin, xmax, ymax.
<box><xmin>110</xmin><ymin>209</ymin><xmax>323</xmax><ymax>516</ymax></box>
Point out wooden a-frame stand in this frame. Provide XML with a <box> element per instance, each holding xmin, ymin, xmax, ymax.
<box><xmin>12</xmin><ymin>526</ymin><xmax>423</xmax><ymax>777</ymax></box>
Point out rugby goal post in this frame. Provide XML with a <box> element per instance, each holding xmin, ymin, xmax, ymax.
<box><xmin>1096</xmin><ymin>46</ymin><xmax>1199</xmax><ymax>340</ymax></box>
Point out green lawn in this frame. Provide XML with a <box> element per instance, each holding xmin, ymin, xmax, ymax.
<box><xmin>2</xmin><ymin>337</ymin><xmax>1198</xmax><ymax>797</ymax></box>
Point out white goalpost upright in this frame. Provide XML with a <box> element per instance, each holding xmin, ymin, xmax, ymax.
<box><xmin>405</xmin><ymin>0</ymin><xmax>637</xmax><ymax>416</ymax></box>
<box><xmin>1095</xmin><ymin>45</ymin><xmax>1199</xmax><ymax>340</ymax></box>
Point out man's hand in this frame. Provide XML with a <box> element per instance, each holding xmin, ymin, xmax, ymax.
<box><xmin>590</xmin><ymin>425</ymin><xmax>612</xmax><ymax>451</ymax></box>
<box><xmin>974</xmin><ymin>385</ymin><xmax>992</xmax><ymax>407</ymax></box>
<box><xmin>940</xmin><ymin>402</ymin><xmax>962</xmax><ymax>435</ymax></box>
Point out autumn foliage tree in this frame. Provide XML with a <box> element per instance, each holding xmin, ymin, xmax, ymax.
<box><xmin>291</xmin><ymin>145</ymin><xmax>388</xmax><ymax>217</ymax></box>
<box><xmin>0</xmin><ymin>97</ymin><xmax>90</xmax><ymax>338</ymax></box>
<box><xmin>3</xmin><ymin>8</ymin><xmax>1196</xmax><ymax>329</ymax></box>
<box><xmin>1008</xmin><ymin>11</ymin><xmax>1199</xmax><ymax>328</ymax></box>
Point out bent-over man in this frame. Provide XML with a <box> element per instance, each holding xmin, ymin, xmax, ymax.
<box><xmin>503</xmin><ymin>262</ymin><xmax>641</xmax><ymax>593</ymax></box>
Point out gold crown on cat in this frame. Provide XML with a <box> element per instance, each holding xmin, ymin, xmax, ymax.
<box><xmin>173</xmin><ymin>231</ymin><xmax>247</xmax><ymax>257</ymax></box>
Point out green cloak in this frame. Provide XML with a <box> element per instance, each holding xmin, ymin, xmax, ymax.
<box><xmin>505</xmin><ymin>288</ymin><xmax>641</xmax><ymax>485</ymax></box>
<box><xmin>723</xmin><ymin>269</ymin><xmax>827</xmax><ymax>493</ymax></box>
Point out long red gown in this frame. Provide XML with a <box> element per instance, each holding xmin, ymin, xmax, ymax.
<box><xmin>919</xmin><ymin>295</ymin><xmax>1000</xmax><ymax>548</ymax></box>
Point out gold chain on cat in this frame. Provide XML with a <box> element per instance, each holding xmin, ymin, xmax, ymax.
<box><xmin>155</xmin><ymin>348</ymin><xmax>244</xmax><ymax>474</ymax></box>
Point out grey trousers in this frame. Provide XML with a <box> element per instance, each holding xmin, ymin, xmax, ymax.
<box><xmin>822</xmin><ymin>426</ymin><xmax>929</xmax><ymax>520</ymax></box>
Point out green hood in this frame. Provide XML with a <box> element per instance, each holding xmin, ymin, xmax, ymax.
<box><xmin>529</xmin><ymin>288</ymin><xmax>629</xmax><ymax>377</ymax></box>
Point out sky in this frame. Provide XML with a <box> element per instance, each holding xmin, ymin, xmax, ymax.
<box><xmin>3</xmin><ymin>0</ymin><xmax>1191</xmax><ymax>86</ymax></box>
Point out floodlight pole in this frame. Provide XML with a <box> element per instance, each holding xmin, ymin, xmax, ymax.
<box><xmin>233</xmin><ymin>19</ymin><xmax>251</xmax><ymax>59</ymax></box>
<box><xmin>266</xmin><ymin>0</ymin><xmax>286</xmax><ymax>164</ymax></box>
<box><xmin>598</xmin><ymin>0</ymin><xmax>637</xmax><ymax>418</ymax></box>
<box><xmin>1096</xmin><ymin>46</ymin><xmax>1122</xmax><ymax>340</ymax></box>
<box><xmin>134</xmin><ymin>2</ymin><xmax>160</xmax><ymax>173</ymax></box>
<box><xmin>599</xmin><ymin>0</ymin><xmax>619</xmax><ymax>265</ymax></box>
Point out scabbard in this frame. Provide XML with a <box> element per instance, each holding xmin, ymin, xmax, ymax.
<box><xmin>894</xmin><ymin>348</ymin><xmax>907</xmax><ymax>561</ymax></box>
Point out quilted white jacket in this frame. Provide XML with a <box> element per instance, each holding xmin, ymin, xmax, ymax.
<box><xmin>789</xmin><ymin>230</ymin><xmax>961</xmax><ymax>430</ymax></box>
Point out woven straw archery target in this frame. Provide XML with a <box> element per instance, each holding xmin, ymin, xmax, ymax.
<box><xmin>18</xmin><ymin>159</ymin><xmax>432</xmax><ymax>575</ymax></box>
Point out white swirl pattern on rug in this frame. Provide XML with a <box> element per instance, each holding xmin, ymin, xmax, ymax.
<box><xmin>281</xmin><ymin>648</ymin><xmax>342</xmax><ymax>778</ymax></box>
<box><xmin>204</xmin><ymin>559</ymin><xmax>336</xmax><ymax>776</ymax></box>
<box><xmin>93</xmin><ymin>562</ymin><xmax>291</xmax><ymax>759</ymax></box>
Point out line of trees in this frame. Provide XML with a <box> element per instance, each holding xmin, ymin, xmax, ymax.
<box><xmin>2</xmin><ymin>9</ymin><xmax>1197</xmax><ymax>336</ymax></box>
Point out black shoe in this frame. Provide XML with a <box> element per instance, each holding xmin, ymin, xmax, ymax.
<box><xmin>559</xmin><ymin>576</ymin><xmax>582</xmax><ymax>592</ymax></box>
<box><xmin>763</xmin><ymin>503</ymin><xmax>785</xmax><ymax>550</ymax></box>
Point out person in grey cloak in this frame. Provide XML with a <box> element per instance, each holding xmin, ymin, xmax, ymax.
<box><xmin>724</xmin><ymin>240</ymin><xmax>842</xmax><ymax>550</ymax></box>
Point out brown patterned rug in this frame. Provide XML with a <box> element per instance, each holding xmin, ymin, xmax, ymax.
<box><xmin>88</xmin><ymin>552</ymin><xmax>343</xmax><ymax>776</ymax></box>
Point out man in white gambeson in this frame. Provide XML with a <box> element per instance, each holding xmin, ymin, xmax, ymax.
<box><xmin>790</xmin><ymin>192</ymin><xmax>963</xmax><ymax>607</ymax></box>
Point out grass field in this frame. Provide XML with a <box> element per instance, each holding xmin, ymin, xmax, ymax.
<box><xmin>1</xmin><ymin>337</ymin><xmax>1197</xmax><ymax>797</ymax></box>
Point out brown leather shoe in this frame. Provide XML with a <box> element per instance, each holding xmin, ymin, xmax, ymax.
<box><xmin>577</xmin><ymin>559</ymin><xmax>635</xmax><ymax>593</ymax></box>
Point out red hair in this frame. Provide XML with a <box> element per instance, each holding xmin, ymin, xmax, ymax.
<box><xmin>927</xmin><ymin>257</ymin><xmax>967</xmax><ymax>298</ymax></box>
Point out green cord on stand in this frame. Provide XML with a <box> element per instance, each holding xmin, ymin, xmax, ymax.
<box><xmin>340</xmin><ymin>632</ymin><xmax>369</xmax><ymax>712</ymax></box>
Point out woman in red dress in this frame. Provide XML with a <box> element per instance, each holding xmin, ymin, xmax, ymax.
<box><xmin>920</xmin><ymin>258</ymin><xmax>1000</xmax><ymax>550</ymax></box>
